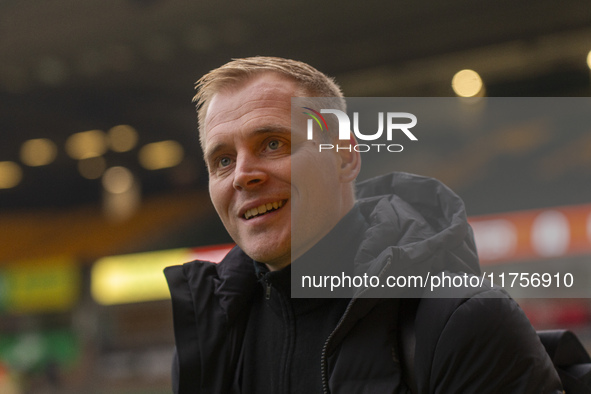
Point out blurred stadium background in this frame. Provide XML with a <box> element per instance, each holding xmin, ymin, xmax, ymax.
<box><xmin>1</xmin><ymin>0</ymin><xmax>591</xmax><ymax>392</ymax></box>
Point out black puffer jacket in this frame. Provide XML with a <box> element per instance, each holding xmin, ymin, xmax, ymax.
<box><xmin>165</xmin><ymin>172</ymin><xmax>563</xmax><ymax>393</ymax></box>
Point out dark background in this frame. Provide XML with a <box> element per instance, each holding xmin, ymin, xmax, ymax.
<box><xmin>1</xmin><ymin>0</ymin><xmax>591</xmax><ymax>218</ymax></box>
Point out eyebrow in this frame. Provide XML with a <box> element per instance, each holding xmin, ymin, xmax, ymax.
<box><xmin>203</xmin><ymin>125</ymin><xmax>292</xmax><ymax>163</ymax></box>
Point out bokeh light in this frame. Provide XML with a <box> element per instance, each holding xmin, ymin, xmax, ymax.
<box><xmin>452</xmin><ymin>69</ymin><xmax>484</xmax><ymax>97</ymax></box>
<box><xmin>108</xmin><ymin>125</ymin><xmax>139</xmax><ymax>153</ymax></box>
<box><xmin>0</xmin><ymin>161</ymin><xmax>23</xmax><ymax>189</ymax></box>
<box><xmin>20</xmin><ymin>138</ymin><xmax>58</xmax><ymax>167</ymax></box>
<box><xmin>138</xmin><ymin>140</ymin><xmax>184</xmax><ymax>170</ymax></box>
<box><xmin>102</xmin><ymin>166</ymin><xmax>134</xmax><ymax>194</ymax></box>
<box><xmin>65</xmin><ymin>130</ymin><xmax>108</xmax><ymax>160</ymax></box>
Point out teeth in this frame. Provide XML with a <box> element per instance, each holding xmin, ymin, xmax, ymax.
<box><xmin>244</xmin><ymin>200</ymin><xmax>285</xmax><ymax>219</ymax></box>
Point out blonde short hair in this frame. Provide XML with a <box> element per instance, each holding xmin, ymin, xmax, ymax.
<box><xmin>193</xmin><ymin>56</ymin><xmax>345</xmax><ymax>147</ymax></box>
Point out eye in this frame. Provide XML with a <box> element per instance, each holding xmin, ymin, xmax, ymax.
<box><xmin>267</xmin><ymin>139</ymin><xmax>282</xmax><ymax>150</ymax></box>
<box><xmin>218</xmin><ymin>157</ymin><xmax>232</xmax><ymax>168</ymax></box>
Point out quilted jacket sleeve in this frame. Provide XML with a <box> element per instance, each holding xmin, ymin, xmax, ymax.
<box><xmin>424</xmin><ymin>291</ymin><xmax>563</xmax><ymax>393</ymax></box>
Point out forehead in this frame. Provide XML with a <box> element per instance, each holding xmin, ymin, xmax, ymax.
<box><xmin>203</xmin><ymin>73</ymin><xmax>300</xmax><ymax>136</ymax></box>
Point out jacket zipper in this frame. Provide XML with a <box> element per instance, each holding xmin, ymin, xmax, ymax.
<box><xmin>320</xmin><ymin>256</ymin><xmax>393</xmax><ymax>393</ymax></box>
<box><xmin>321</xmin><ymin>298</ymin><xmax>357</xmax><ymax>394</ymax></box>
<box><xmin>259</xmin><ymin>270</ymin><xmax>272</xmax><ymax>300</ymax></box>
<box><xmin>265</xmin><ymin>280</ymin><xmax>272</xmax><ymax>300</ymax></box>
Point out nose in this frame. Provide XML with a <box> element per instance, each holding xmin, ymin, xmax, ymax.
<box><xmin>232</xmin><ymin>155</ymin><xmax>268</xmax><ymax>190</ymax></box>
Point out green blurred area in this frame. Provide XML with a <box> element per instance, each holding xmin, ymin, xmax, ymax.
<box><xmin>0</xmin><ymin>330</ymin><xmax>79</xmax><ymax>373</ymax></box>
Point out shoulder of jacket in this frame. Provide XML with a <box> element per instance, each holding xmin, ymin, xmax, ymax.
<box><xmin>413</xmin><ymin>290</ymin><xmax>562</xmax><ymax>393</ymax></box>
<box><xmin>165</xmin><ymin>245</ymin><xmax>253</xmax><ymax>286</ymax></box>
<box><xmin>413</xmin><ymin>285</ymin><xmax>513</xmax><ymax>345</ymax></box>
<box><xmin>164</xmin><ymin>259</ymin><xmax>219</xmax><ymax>292</ymax></box>
<box><xmin>411</xmin><ymin>287</ymin><xmax>543</xmax><ymax>385</ymax></box>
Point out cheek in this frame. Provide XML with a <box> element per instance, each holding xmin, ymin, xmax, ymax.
<box><xmin>293</xmin><ymin>152</ymin><xmax>338</xmax><ymax>188</ymax></box>
<box><xmin>209</xmin><ymin>181</ymin><xmax>229</xmax><ymax>216</ymax></box>
<box><xmin>268</xmin><ymin>157</ymin><xmax>291</xmax><ymax>178</ymax></box>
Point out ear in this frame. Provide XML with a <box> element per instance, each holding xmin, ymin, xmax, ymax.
<box><xmin>336</xmin><ymin>132</ymin><xmax>361</xmax><ymax>183</ymax></box>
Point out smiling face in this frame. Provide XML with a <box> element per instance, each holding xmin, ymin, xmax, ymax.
<box><xmin>203</xmin><ymin>72</ymin><xmax>358</xmax><ymax>270</ymax></box>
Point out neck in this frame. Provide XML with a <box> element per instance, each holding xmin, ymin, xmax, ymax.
<box><xmin>266</xmin><ymin>197</ymin><xmax>356</xmax><ymax>272</ymax></box>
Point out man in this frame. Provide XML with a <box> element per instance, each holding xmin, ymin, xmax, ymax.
<box><xmin>164</xmin><ymin>56</ymin><xmax>563</xmax><ymax>393</ymax></box>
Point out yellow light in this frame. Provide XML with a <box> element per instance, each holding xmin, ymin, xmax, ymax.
<box><xmin>65</xmin><ymin>130</ymin><xmax>107</xmax><ymax>159</ymax></box>
<box><xmin>102</xmin><ymin>166</ymin><xmax>134</xmax><ymax>194</ymax></box>
<box><xmin>108</xmin><ymin>125</ymin><xmax>139</xmax><ymax>152</ymax></box>
<box><xmin>78</xmin><ymin>156</ymin><xmax>106</xmax><ymax>179</ymax></box>
<box><xmin>138</xmin><ymin>140</ymin><xmax>184</xmax><ymax>170</ymax></box>
<box><xmin>0</xmin><ymin>161</ymin><xmax>23</xmax><ymax>189</ymax></box>
<box><xmin>587</xmin><ymin>51</ymin><xmax>591</xmax><ymax>70</ymax></box>
<box><xmin>91</xmin><ymin>249</ymin><xmax>190</xmax><ymax>305</ymax></box>
<box><xmin>20</xmin><ymin>138</ymin><xmax>57</xmax><ymax>167</ymax></box>
<box><xmin>452</xmin><ymin>69</ymin><xmax>484</xmax><ymax>97</ymax></box>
